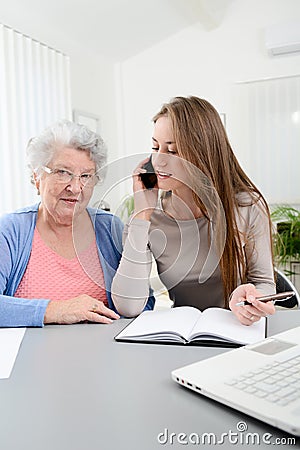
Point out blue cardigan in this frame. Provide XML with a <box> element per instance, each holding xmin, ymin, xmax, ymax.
<box><xmin>0</xmin><ymin>204</ymin><xmax>155</xmax><ymax>327</ymax></box>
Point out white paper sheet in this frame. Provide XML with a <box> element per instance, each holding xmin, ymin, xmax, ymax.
<box><xmin>0</xmin><ymin>328</ymin><xmax>26</xmax><ymax>379</ymax></box>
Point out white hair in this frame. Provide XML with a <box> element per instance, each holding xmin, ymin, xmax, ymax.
<box><xmin>27</xmin><ymin>119</ymin><xmax>107</xmax><ymax>183</ymax></box>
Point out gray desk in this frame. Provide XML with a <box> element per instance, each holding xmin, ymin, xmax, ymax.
<box><xmin>0</xmin><ymin>311</ymin><xmax>299</xmax><ymax>450</ymax></box>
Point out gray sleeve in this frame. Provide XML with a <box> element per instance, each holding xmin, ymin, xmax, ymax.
<box><xmin>240</xmin><ymin>200</ymin><xmax>276</xmax><ymax>295</ymax></box>
<box><xmin>111</xmin><ymin>218</ymin><xmax>153</xmax><ymax>317</ymax></box>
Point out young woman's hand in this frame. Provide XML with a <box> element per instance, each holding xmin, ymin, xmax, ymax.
<box><xmin>44</xmin><ymin>295</ymin><xmax>120</xmax><ymax>325</ymax></box>
<box><xmin>229</xmin><ymin>283</ymin><xmax>275</xmax><ymax>326</ymax></box>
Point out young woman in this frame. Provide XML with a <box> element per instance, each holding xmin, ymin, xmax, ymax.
<box><xmin>112</xmin><ymin>96</ymin><xmax>276</xmax><ymax>325</ymax></box>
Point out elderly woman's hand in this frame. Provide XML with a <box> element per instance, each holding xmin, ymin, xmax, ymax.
<box><xmin>44</xmin><ymin>295</ymin><xmax>120</xmax><ymax>325</ymax></box>
<box><xmin>229</xmin><ymin>283</ymin><xmax>275</xmax><ymax>326</ymax></box>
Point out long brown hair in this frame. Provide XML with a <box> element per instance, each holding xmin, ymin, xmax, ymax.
<box><xmin>153</xmin><ymin>96</ymin><xmax>273</xmax><ymax>307</ymax></box>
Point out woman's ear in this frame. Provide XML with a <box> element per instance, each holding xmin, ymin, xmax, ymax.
<box><xmin>33</xmin><ymin>172</ymin><xmax>40</xmax><ymax>195</ymax></box>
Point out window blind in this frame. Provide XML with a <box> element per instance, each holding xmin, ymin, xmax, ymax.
<box><xmin>0</xmin><ymin>24</ymin><xmax>71</xmax><ymax>215</ymax></box>
<box><xmin>231</xmin><ymin>75</ymin><xmax>300</xmax><ymax>205</ymax></box>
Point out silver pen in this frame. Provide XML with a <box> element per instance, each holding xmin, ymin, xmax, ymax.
<box><xmin>235</xmin><ymin>291</ymin><xmax>295</xmax><ymax>306</ymax></box>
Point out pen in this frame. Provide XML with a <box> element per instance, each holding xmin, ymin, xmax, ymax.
<box><xmin>235</xmin><ymin>291</ymin><xmax>295</xmax><ymax>307</ymax></box>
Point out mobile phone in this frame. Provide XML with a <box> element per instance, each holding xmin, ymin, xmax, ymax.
<box><xmin>140</xmin><ymin>156</ymin><xmax>157</xmax><ymax>189</ymax></box>
<box><xmin>236</xmin><ymin>291</ymin><xmax>295</xmax><ymax>306</ymax></box>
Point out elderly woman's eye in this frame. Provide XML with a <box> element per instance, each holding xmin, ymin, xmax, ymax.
<box><xmin>56</xmin><ymin>169</ymin><xmax>70</xmax><ymax>176</ymax></box>
<box><xmin>81</xmin><ymin>173</ymin><xmax>93</xmax><ymax>180</ymax></box>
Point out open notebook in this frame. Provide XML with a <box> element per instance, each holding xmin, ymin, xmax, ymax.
<box><xmin>115</xmin><ymin>307</ymin><xmax>266</xmax><ymax>347</ymax></box>
<box><xmin>172</xmin><ymin>326</ymin><xmax>300</xmax><ymax>436</ymax></box>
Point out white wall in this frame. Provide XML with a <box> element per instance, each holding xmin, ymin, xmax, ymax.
<box><xmin>68</xmin><ymin>47</ymin><xmax>118</xmax><ymax>161</ymax></box>
<box><xmin>0</xmin><ymin>2</ymin><xmax>123</xmax><ymax>213</ymax></box>
<box><xmin>1</xmin><ymin>0</ymin><xmax>300</xmax><ymax>212</ymax></box>
<box><xmin>115</xmin><ymin>0</ymin><xmax>300</xmax><ymax>206</ymax></box>
<box><xmin>0</xmin><ymin>6</ymin><xmax>118</xmax><ymax>182</ymax></box>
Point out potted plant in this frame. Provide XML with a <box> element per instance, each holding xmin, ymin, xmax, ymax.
<box><xmin>271</xmin><ymin>205</ymin><xmax>300</xmax><ymax>291</ymax></box>
<box><xmin>118</xmin><ymin>194</ymin><xmax>134</xmax><ymax>222</ymax></box>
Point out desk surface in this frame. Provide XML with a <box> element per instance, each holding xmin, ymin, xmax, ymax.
<box><xmin>1</xmin><ymin>311</ymin><xmax>299</xmax><ymax>450</ymax></box>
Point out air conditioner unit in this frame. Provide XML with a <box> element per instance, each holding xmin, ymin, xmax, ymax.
<box><xmin>265</xmin><ymin>21</ymin><xmax>300</xmax><ymax>56</ymax></box>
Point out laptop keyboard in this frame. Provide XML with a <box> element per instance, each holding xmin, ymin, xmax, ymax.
<box><xmin>225</xmin><ymin>355</ymin><xmax>300</xmax><ymax>406</ymax></box>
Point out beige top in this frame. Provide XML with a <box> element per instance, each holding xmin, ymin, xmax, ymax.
<box><xmin>112</xmin><ymin>194</ymin><xmax>275</xmax><ymax>317</ymax></box>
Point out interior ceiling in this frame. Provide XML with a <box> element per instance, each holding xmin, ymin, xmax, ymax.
<box><xmin>0</xmin><ymin>0</ymin><xmax>233</xmax><ymax>61</ymax></box>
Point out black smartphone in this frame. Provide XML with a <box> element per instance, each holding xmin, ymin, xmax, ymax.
<box><xmin>140</xmin><ymin>156</ymin><xmax>157</xmax><ymax>189</ymax></box>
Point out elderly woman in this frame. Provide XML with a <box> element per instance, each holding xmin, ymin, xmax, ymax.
<box><xmin>0</xmin><ymin>120</ymin><xmax>155</xmax><ymax>327</ymax></box>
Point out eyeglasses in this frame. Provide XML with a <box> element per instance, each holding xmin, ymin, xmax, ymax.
<box><xmin>42</xmin><ymin>166</ymin><xmax>98</xmax><ymax>187</ymax></box>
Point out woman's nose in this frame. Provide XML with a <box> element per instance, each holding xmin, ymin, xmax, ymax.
<box><xmin>66</xmin><ymin>177</ymin><xmax>82</xmax><ymax>193</ymax></box>
<box><xmin>152</xmin><ymin>151</ymin><xmax>167</xmax><ymax>168</ymax></box>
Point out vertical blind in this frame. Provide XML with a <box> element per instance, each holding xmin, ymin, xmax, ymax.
<box><xmin>0</xmin><ymin>24</ymin><xmax>71</xmax><ymax>214</ymax></box>
<box><xmin>231</xmin><ymin>75</ymin><xmax>300</xmax><ymax>205</ymax></box>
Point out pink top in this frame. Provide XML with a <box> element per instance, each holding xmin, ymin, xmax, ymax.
<box><xmin>15</xmin><ymin>229</ymin><xmax>107</xmax><ymax>304</ymax></box>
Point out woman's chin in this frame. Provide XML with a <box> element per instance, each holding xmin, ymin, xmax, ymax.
<box><xmin>157</xmin><ymin>177</ymin><xmax>171</xmax><ymax>189</ymax></box>
<box><xmin>55</xmin><ymin>205</ymin><xmax>82</xmax><ymax>225</ymax></box>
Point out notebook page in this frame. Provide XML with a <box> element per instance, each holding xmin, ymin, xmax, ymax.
<box><xmin>117</xmin><ymin>307</ymin><xmax>201</xmax><ymax>340</ymax></box>
<box><xmin>0</xmin><ymin>328</ymin><xmax>26</xmax><ymax>379</ymax></box>
<box><xmin>189</xmin><ymin>308</ymin><xmax>265</xmax><ymax>344</ymax></box>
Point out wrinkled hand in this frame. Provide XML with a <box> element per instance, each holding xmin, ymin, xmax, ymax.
<box><xmin>229</xmin><ymin>283</ymin><xmax>275</xmax><ymax>326</ymax></box>
<box><xmin>132</xmin><ymin>157</ymin><xmax>159</xmax><ymax>221</ymax></box>
<box><xmin>44</xmin><ymin>295</ymin><xmax>120</xmax><ymax>325</ymax></box>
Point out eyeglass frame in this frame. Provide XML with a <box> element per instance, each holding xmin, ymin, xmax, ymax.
<box><xmin>41</xmin><ymin>166</ymin><xmax>99</xmax><ymax>187</ymax></box>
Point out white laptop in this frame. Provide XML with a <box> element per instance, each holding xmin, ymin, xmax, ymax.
<box><xmin>172</xmin><ymin>326</ymin><xmax>300</xmax><ymax>436</ymax></box>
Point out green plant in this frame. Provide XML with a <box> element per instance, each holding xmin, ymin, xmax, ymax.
<box><xmin>271</xmin><ymin>205</ymin><xmax>300</xmax><ymax>272</ymax></box>
<box><xmin>118</xmin><ymin>194</ymin><xmax>134</xmax><ymax>222</ymax></box>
